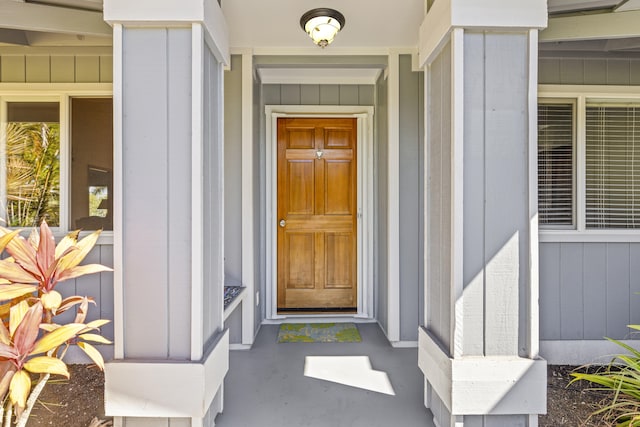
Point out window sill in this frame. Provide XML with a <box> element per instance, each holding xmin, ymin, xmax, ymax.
<box><xmin>53</xmin><ymin>230</ymin><xmax>114</xmax><ymax>245</ymax></box>
<box><xmin>540</xmin><ymin>230</ymin><xmax>640</xmax><ymax>243</ymax></box>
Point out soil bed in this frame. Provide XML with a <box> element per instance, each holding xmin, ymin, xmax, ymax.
<box><xmin>541</xmin><ymin>365</ymin><xmax>612</xmax><ymax>427</ymax></box>
<box><xmin>26</xmin><ymin>365</ymin><xmax>110</xmax><ymax>427</ymax></box>
<box><xmin>22</xmin><ymin>364</ymin><xmax>617</xmax><ymax>426</ymax></box>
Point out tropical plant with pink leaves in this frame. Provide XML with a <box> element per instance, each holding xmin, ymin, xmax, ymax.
<box><xmin>0</xmin><ymin>221</ymin><xmax>111</xmax><ymax>427</ymax></box>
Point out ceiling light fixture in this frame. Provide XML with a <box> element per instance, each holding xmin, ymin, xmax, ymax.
<box><xmin>300</xmin><ymin>8</ymin><xmax>346</xmax><ymax>48</ymax></box>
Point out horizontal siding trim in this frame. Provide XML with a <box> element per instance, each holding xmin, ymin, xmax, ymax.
<box><xmin>539</xmin><ymin>84</ymin><xmax>640</xmax><ymax>98</ymax></box>
<box><xmin>540</xmin><ymin>231</ymin><xmax>640</xmax><ymax>243</ymax></box>
<box><xmin>541</xmin><ymin>339</ymin><xmax>640</xmax><ymax>365</ymax></box>
<box><xmin>0</xmin><ymin>47</ymin><xmax>112</xmax><ymax>55</ymax></box>
<box><xmin>0</xmin><ymin>82</ymin><xmax>112</xmax><ymax>92</ymax></box>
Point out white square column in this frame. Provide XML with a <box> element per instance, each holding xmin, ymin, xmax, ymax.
<box><xmin>102</xmin><ymin>1</ymin><xmax>230</xmax><ymax>425</ymax></box>
<box><xmin>418</xmin><ymin>1</ymin><xmax>548</xmax><ymax>426</ymax></box>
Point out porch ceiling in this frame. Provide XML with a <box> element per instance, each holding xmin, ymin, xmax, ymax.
<box><xmin>543</xmin><ymin>0</ymin><xmax>640</xmax><ymax>54</ymax></box>
<box><xmin>548</xmin><ymin>0</ymin><xmax>629</xmax><ymax>14</ymax></box>
<box><xmin>221</xmin><ymin>0</ymin><xmax>424</xmax><ymax>52</ymax></box>
<box><xmin>0</xmin><ymin>0</ymin><xmax>640</xmax><ymax>51</ymax></box>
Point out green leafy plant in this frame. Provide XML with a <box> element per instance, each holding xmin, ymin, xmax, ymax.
<box><xmin>5</xmin><ymin>122</ymin><xmax>61</xmax><ymax>228</ymax></box>
<box><xmin>0</xmin><ymin>221</ymin><xmax>112</xmax><ymax>427</ymax></box>
<box><xmin>570</xmin><ymin>328</ymin><xmax>640</xmax><ymax>426</ymax></box>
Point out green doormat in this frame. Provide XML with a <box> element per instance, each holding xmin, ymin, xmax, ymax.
<box><xmin>277</xmin><ymin>323</ymin><xmax>361</xmax><ymax>343</ymax></box>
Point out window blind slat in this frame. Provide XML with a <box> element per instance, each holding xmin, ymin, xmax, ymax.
<box><xmin>538</xmin><ymin>103</ymin><xmax>574</xmax><ymax>226</ymax></box>
<box><xmin>585</xmin><ymin>106</ymin><xmax>640</xmax><ymax>229</ymax></box>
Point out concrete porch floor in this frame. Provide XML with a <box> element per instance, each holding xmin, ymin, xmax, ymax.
<box><xmin>215</xmin><ymin>323</ymin><xmax>435</xmax><ymax>427</ymax></box>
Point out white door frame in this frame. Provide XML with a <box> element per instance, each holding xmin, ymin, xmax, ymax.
<box><xmin>265</xmin><ymin>105</ymin><xmax>375</xmax><ymax>320</ymax></box>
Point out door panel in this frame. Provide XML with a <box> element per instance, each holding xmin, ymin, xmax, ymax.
<box><xmin>325</xmin><ymin>233</ymin><xmax>352</xmax><ymax>288</ymax></box>
<box><xmin>285</xmin><ymin>233</ymin><xmax>315</xmax><ymax>288</ymax></box>
<box><xmin>325</xmin><ymin>128</ymin><xmax>351</xmax><ymax>148</ymax></box>
<box><xmin>277</xmin><ymin>117</ymin><xmax>357</xmax><ymax>310</ymax></box>
<box><xmin>287</xmin><ymin>128</ymin><xmax>315</xmax><ymax>149</ymax></box>
<box><xmin>325</xmin><ymin>161</ymin><xmax>352</xmax><ymax>215</ymax></box>
<box><xmin>287</xmin><ymin>161</ymin><xmax>315</xmax><ymax>214</ymax></box>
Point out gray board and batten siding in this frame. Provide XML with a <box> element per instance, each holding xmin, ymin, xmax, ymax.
<box><xmin>538</xmin><ymin>56</ymin><xmax>640</xmax><ymax>346</ymax></box>
<box><xmin>253</xmin><ymin>65</ymin><xmax>262</xmax><ymax>333</ymax></box>
<box><xmin>223</xmin><ymin>55</ymin><xmax>243</xmax><ymax>289</ymax></box>
<box><xmin>426</xmin><ymin>40</ymin><xmax>453</xmax><ymax>352</ymax></box>
<box><xmin>399</xmin><ymin>54</ymin><xmax>425</xmax><ymax>342</ymax></box>
<box><xmin>223</xmin><ymin>54</ymin><xmax>264</xmax><ymax>340</ymax></box>
<box><xmin>376</xmin><ymin>69</ymin><xmax>389</xmax><ymax>334</ymax></box>
<box><xmin>0</xmin><ymin>52</ymin><xmax>113</xmax><ymax>83</ymax></box>
<box><xmin>118</xmin><ymin>27</ymin><xmax>225</xmax><ymax>426</ymax></box>
<box><xmin>424</xmin><ymin>31</ymin><xmax>537</xmax><ymax>427</ymax></box>
<box><xmin>540</xmin><ymin>242</ymin><xmax>640</xmax><ymax>341</ymax></box>
<box><xmin>202</xmin><ymin>39</ymin><xmax>225</xmax><ymax>352</ymax></box>
<box><xmin>56</xmin><ymin>245</ymin><xmax>115</xmax><ymax>362</ymax></box>
<box><xmin>426</xmin><ymin>32</ymin><xmax>533</xmax><ymax>358</ymax></box>
<box><xmin>539</xmin><ymin>56</ymin><xmax>640</xmax><ymax>86</ymax></box>
<box><xmin>120</xmin><ymin>28</ymin><xmax>194</xmax><ymax>360</ymax></box>
<box><xmin>463</xmin><ymin>32</ymin><xmax>532</xmax><ymax>358</ymax></box>
<box><xmin>223</xmin><ymin>54</ymin><xmax>244</xmax><ymax>344</ymax></box>
<box><xmin>0</xmin><ymin>49</ymin><xmax>114</xmax><ymax>362</ymax></box>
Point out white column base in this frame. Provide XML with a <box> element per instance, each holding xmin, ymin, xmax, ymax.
<box><xmin>418</xmin><ymin>327</ymin><xmax>546</xmax><ymax>416</ymax></box>
<box><xmin>105</xmin><ymin>329</ymin><xmax>229</xmax><ymax>418</ymax></box>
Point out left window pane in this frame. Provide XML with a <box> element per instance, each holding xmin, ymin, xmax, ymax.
<box><xmin>5</xmin><ymin>102</ymin><xmax>60</xmax><ymax>227</ymax></box>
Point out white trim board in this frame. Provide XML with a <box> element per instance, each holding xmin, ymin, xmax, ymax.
<box><xmin>240</xmin><ymin>52</ymin><xmax>255</xmax><ymax>346</ymax></box>
<box><xmin>527</xmin><ymin>28</ymin><xmax>541</xmax><ymax>358</ymax></box>
<box><xmin>541</xmin><ymin>339</ymin><xmax>640</xmax><ymax>365</ymax></box>
<box><xmin>264</xmin><ymin>105</ymin><xmax>375</xmax><ymax>321</ymax></box>
<box><xmin>112</xmin><ymin>23</ymin><xmax>124</xmax><ymax>360</ymax></box>
<box><xmin>104</xmin><ymin>0</ymin><xmax>230</xmax><ymax>66</ymax></box>
<box><xmin>257</xmin><ymin>68</ymin><xmax>383</xmax><ymax>85</ymax></box>
<box><xmin>449</xmin><ymin>29</ymin><xmax>464</xmax><ymax>358</ymax></box>
<box><xmin>229</xmin><ymin>343</ymin><xmax>251</xmax><ymax>350</ymax></box>
<box><xmin>234</xmin><ymin>47</ymin><xmax>411</xmax><ymax>57</ymax></box>
<box><xmin>418</xmin><ymin>0</ymin><xmax>547</xmax><ymax>67</ymax></box>
<box><xmin>540</xmin><ymin>231</ymin><xmax>640</xmax><ymax>243</ymax></box>
<box><xmin>105</xmin><ymin>329</ymin><xmax>229</xmax><ymax>417</ymax></box>
<box><xmin>539</xmin><ymin>84</ymin><xmax>640</xmax><ymax>98</ymax></box>
<box><xmin>391</xmin><ymin>341</ymin><xmax>419</xmax><ymax>348</ymax></box>
<box><xmin>190</xmin><ymin>22</ymin><xmax>205</xmax><ymax>362</ymax></box>
<box><xmin>418</xmin><ymin>327</ymin><xmax>547</xmax><ymax>415</ymax></box>
<box><xmin>223</xmin><ymin>288</ymin><xmax>246</xmax><ymax>321</ymax></box>
<box><xmin>376</xmin><ymin>321</ymin><xmax>418</xmax><ymax>348</ymax></box>
<box><xmin>387</xmin><ymin>52</ymin><xmax>401</xmax><ymax>343</ymax></box>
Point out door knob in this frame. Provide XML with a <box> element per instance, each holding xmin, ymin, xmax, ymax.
<box><xmin>279</xmin><ymin>219</ymin><xmax>286</xmax><ymax>228</ymax></box>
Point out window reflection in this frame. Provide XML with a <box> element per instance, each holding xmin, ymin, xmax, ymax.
<box><xmin>4</xmin><ymin>102</ymin><xmax>60</xmax><ymax>227</ymax></box>
<box><xmin>71</xmin><ymin>98</ymin><xmax>113</xmax><ymax>230</ymax></box>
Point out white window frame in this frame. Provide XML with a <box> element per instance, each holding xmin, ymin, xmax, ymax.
<box><xmin>539</xmin><ymin>85</ymin><xmax>640</xmax><ymax>243</ymax></box>
<box><xmin>0</xmin><ymin>83</ymin><xmax>113</xmax><ymax>243</ymax></box>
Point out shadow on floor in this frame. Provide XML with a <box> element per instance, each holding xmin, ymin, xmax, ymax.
<box><xmin>215</xmin><ymin>323</ymin><xmax>434</xmax><ymax>427</ymax></box>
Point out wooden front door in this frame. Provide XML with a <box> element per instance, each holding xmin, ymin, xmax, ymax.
<box><xmin>277</xmin><ymin>117</ymin><xmax>357</xmax><ymax>311</ymax></box>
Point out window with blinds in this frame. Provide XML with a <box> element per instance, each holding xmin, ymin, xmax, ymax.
<box><xmin>586</xmin><ymin>106</ymin><xmax>640</xmax><ymax>229</ymax></box>
<box><xmin>538</xmin><ymin>103</ymin><xmax>575</xmax><ymax>227</ymax></box>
